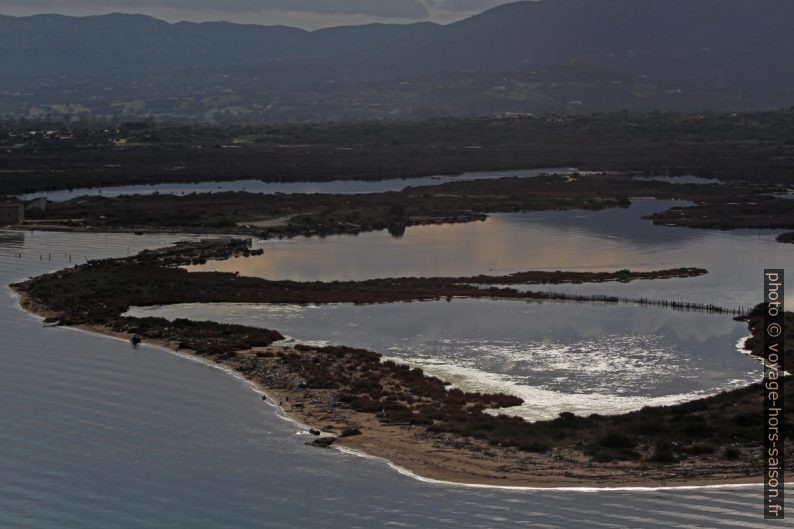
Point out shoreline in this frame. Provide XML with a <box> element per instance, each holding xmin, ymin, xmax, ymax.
<box><xmin>12</xmin><ymin>288</ymin><xmax>763</xmax><ymax>490</ymax></box>
<box><xmin>16</xmin><ymin>168</ymin><xmax>794</xmax><ymax>242</ymax></box>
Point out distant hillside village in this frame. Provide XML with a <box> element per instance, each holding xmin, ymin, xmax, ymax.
<box><xmin>1</xmin><ymin>127</ymin><xmax>126</xmax><ymax>150</ymax></box>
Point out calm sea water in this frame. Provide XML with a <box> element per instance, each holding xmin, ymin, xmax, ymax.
<box><xmin>0</xmin><ymin>229</ymin><xmax>785</xmax><ymax>528</ymax></box>
<box><xmin>21</xmin><ymin>168</ymin><xmax>573</xmax><ymax>202</ymax></box>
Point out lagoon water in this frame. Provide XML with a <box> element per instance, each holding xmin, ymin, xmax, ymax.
<box><xmin>128</xmin><ymin>299</ymin><xmax>759</xmax><ymax>421</ymax></box>
<box><xmin>188</xmin><ymin>199</ymin><xmax>792</xmax><ymax>311</ymax></box>
<box><xmin>21</xmin><ymin>168</ymin><xmax>573</xmax><ymax>202</ymax></box>
<box><xmin>0</xmin><ymin>225</ymin><xmax>787</xmax><ymax>528</ymax></box>
<box><xmin>633</xmin><ymin>175</ymin><xmax>722</xmax><ymax>185</ymax></box>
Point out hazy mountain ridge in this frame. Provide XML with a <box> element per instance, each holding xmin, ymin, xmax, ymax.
<box><xmin>0</xmin><ymin>12</ymin><xmax>437</xmax><ymax>77</ymax></box>
<box><xmin>1</xmin><ymin>0</ymin><xmax>793</xmax><ymax>120</ymax></box>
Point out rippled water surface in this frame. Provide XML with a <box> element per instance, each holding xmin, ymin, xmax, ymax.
<box><xmin>127</xmin><ymin>299</ymin><xmax>760</xmax><ymax>421</ymax></box>
<box><xmin>21</xmin><ymin>168</ymin><xmax>572</xmax><ymax>202</ymax></box>
<box><xmin>0</xmin><ymin>230</ymin><xmax>786</xmax><ymax>528</ymax></box>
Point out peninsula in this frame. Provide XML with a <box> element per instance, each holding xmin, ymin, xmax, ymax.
<box><xmin>12</xmin><ymin>238</ymin><xmax>790</xmax><ymax>487</ymax></box>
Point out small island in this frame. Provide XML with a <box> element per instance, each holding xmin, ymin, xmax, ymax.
<box><xmin>777</xmin><ymin>232</ymin><xmax>794</xmax><ymax>244</ymax></box>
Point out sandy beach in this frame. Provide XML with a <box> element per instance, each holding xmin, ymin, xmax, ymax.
<box><xmin>14</xmin><ymin>289</ymin><xmax>763</xmax><ymax>489</ymax></box>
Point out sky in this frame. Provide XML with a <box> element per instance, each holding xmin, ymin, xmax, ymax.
<box><xmin>0</xmin><ymin>0</ymin><xmax>515</xmax><ymax>29</ymax></box>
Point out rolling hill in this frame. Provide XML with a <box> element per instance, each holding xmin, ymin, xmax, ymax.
<box><xmin>1</xmin><ymin>0</ymin><xmax>792</xmax><ymax>119</ymax></box>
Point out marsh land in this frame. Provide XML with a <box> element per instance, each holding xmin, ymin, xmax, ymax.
<box><xmin>12</xmin><ymin>238</ymin><xmax>791</xmax><ymax>486</ymax></box>
<box><xmin>4</xmin><ymin>111</ymin><xmax>792</xmax><ymax>488</ymax></box>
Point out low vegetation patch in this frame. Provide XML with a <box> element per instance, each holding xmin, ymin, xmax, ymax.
<box><xmin>777</xmin><ymin>231</ymin><xmax>794</xmax><ymax>244</ymax></box>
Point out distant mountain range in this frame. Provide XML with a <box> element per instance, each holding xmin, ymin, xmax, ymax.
<box><xmin>2</xmin><ymin>0</ymin><xmax>793</xmax><ymax>121</ymax></box>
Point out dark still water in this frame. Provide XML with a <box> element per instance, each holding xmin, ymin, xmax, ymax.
<box><xmin>0</xmin><ymin>231</ymin><xmax>782</xmax><ymax>529</ymax></box>
<box><xmin>22</xmin><ymin>168</ymin><xmax>572</xmax><ymax>202</ymax></box>
<box><xmin>187</xmin><ymin>199</ymin><xmax>792</xmax><ymax>310</ymax></box>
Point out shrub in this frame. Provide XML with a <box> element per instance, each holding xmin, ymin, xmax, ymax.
<box><xmin>679</xmin><ymin>414</ymin><xmax>708</xmax><ymax>437</ymax></box>
<box><xmin>649</xmin><ymin>442</ymin><xmax>679</xmax><ymax>464</ymax></box>
<box><xmin>349</xmin><ymin>397</ymin><xmax>382</xmax><ymax>413</ymax></box>
<box><xmin>590</xmin><ymin>450</ymin><xmax>619</xmax><ymax>463</ymax></box>
<box><xmin>340</xmin><ymin>427</ymin><xmax>362</xmax><ymax>438</ymax></box>
<box><xmin>517</xmin><ymin>440</ymin><xmax>549</xmax><ymax>453</ymax></box>
<box><xmin>723</xmin><ymin>446</ymin><xmax>742</xmax><ymax>460</ymax></box>
<box><xmin>598</xmin><ymin>432</ymin><xmax>637</xmax><ymax>450</ymax></box>
<box><xmin>688</xmin><ymin>443</ymin><xmax>715</xmax><ymax>455</ymax></box>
